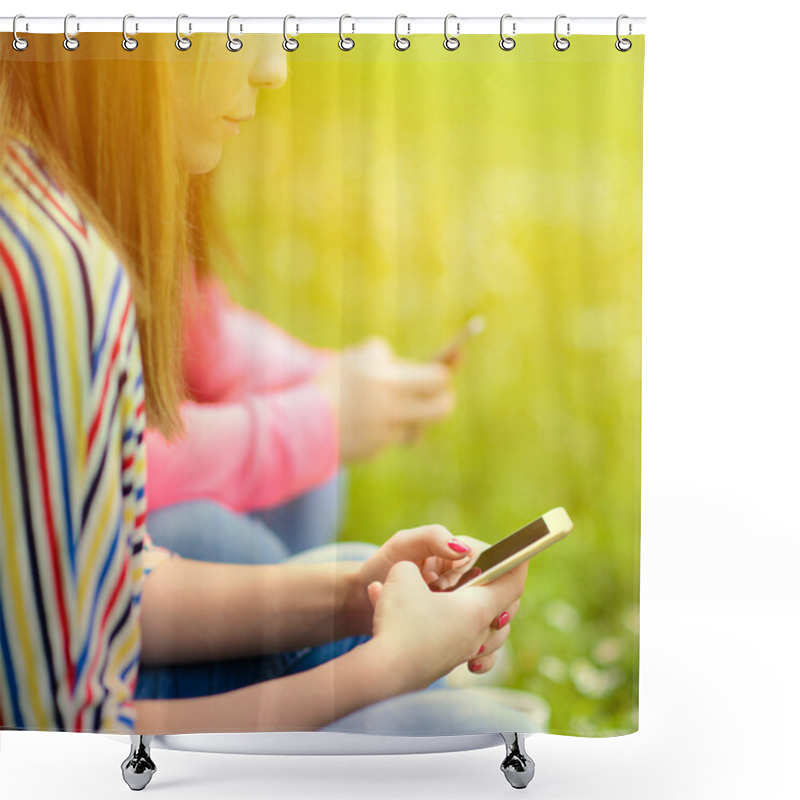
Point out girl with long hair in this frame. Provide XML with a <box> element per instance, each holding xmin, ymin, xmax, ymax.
<box><xmin>0</xmin><ymin>33</ymin><xmax>531</xmax><ymax>735</ymax></box>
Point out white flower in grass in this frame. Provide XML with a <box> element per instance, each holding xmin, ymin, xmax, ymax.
<box><xmin>623</xmin><ymin>605</ymin><xmax>639</xmax><ymax>634</ymax></box>
<box><xmin>543</xmin><ymin>600</ymin><xmax>580</xmax><ymax>633</ymax></box>
<box><xmin>592</xmin><ymin>637</ymin><xmax>623</xmax><ymax>665</ymax></box>
<box><xmin>538</xmin><ymin>655</ymin><xmax>568</xmax><ymax>683</ymax></box>
<box><xmin>569</xmin><ymin>715</ymin><xmax>598</xmax><ymax>736</ymax></box>
<box><xmin>570</xmin><ymin>658</ymin><xmax>623</xmax><ymax>699</ymax></box>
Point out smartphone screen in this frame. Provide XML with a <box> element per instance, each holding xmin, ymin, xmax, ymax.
<box><xmin>472</xmin><ymin>517</ymin><xmax>551</xmax><ymax>573</ymax></box>
<box><xmin>447</xmin><ymin>508</ymin><xmax>572</xmax><ymax>591</ymax></box>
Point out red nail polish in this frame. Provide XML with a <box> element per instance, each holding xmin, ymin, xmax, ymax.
<box><xmin>494</xmin><ymin>611</ymin><xmax>510</xmax><ymax>630</ymax></box>
<box><xmin>477</xmin><ymin>645</ymin><xmax>485</xmax><ymax>655</ymax></box>
<box><xmin>448</xmin><ymin>540</ymin><xmax>471</xmax><ymax>554</ymax></box>
<box><xmin>469</xmin><ymin>661</ymin><xmax>482</xmax><ymax>672</ymax></box>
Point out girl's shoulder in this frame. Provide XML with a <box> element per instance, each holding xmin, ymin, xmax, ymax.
<box><xmin>1</xmin><ymin>137</ymin><xmax>83</xmax><ymax>227</ymax></box>
<box><xmin>1</xmin><ymin>138</ymin><xmax>132</xmax><ymax>331</ymax></box>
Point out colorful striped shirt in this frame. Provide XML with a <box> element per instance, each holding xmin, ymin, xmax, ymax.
<box><xmin>0</xmin><ymin>139</ymin><xmax>177</xmax><ymax>733</ymax></box>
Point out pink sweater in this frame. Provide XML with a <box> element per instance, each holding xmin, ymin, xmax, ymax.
<box><xmin>145</xmin><ymin>272</ymin><xmax>339</xmax><ymax>513</ymax></box>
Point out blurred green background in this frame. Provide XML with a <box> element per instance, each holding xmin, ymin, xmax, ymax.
<box><xmin>210</xmin><ymin>35</ymin><xmax>643</xmax><ymax>736</ymax></box>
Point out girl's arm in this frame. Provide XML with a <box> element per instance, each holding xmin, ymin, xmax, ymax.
<box><xmin>138</xmin><ymin>557</ymin><xmax>372</xmax><ymax>665</ymax></box>
<box><xmin>132</xmin><ymin>636</ymin><xmax>405</xmax><ymax>734</ymax></box>
<box><xmin>132</xmin><ymin>557</ymin><xmax>529</xmax><ymax>734</ymax></box>
<box><xmin>138</xmin><ymin>524</ymin><xmax>481</xmax><ymax>666</ymax></box>
<box><xmin>183</xmin><ymin>270</ymin><xmax>334</xmax><ymax>402</ymax></box>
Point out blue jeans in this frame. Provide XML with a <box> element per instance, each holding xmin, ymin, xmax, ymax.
<box><xmin>136</xmin><ymin>480</ymin><xmax>370</xmax><ymax>700</ymax></box>
<box><xmin>143</xmin><ymin>473</ymin><xmax>346</xmax><ymax>563</ymax></box>
<box><xmin>135</xmin><ymin>490</ymin><xmax>537</xmax><ymax>734</ymax></box>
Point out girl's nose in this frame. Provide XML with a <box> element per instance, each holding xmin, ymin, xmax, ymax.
<box><xmin>249</xmin><ymin>45</ymin><xmax>288</xmax><ymax>90</ymax></box>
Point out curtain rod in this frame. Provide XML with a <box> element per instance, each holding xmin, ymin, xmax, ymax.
<box><xmin>1</xmin><ymin>16</ymin><xmax>646</xmax><ymax>37</ymax></box>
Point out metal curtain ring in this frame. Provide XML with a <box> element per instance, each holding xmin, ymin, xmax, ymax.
<box><xmin>176</xmin><ymin>14</ymin><xmax>192</xmax><ymax>51</ymax></box>
<box><xmin>444</xmin><ymin>14</ymin><xmax>460</xmax><ymax>51</ymax></box>
<box><xmin>283</xmin><ymin>15</ymin><xmax>299</xmax><ymax>51</ymax></box>
<box><xmin>63</xmin><ymin>13</ymin><xmax>79</xmax><ymax>51</ymax></box>
<box><xmin>616</xmin><ymin>14</ymin><xmax>632</xmax><ymax>51</ymax></box>
<box><xmin>339</xmin><ymin>14</ymin><xmax>354</xmax><ymax>50</ymax></box>
<box><xmin>553</xmin><ymin>14</ymin><xmax>570</xmax><ymax>51</ymax></box>
<box><xmin>499</xmin><ymin>13</ymin><xmax>515</xmax><ymax>51</ymax></box>
<box><xmin>394</xmin><ymin>14</ymin><xmax>410</xmax><ymax>51</ymax></box>
<box><xmin>227</xmin><ymin>15</ymin><xmax>243</xmax><ymax>51</ymax></box>
<box><xmin>12</xmin><ymin>15</ymin><xmax>29</xmax><ymax>51</ymax></box>
<box><xmin>122</xmin><ymin>14</ymin><xmax>138</xmax><ymax>51</ymax></box>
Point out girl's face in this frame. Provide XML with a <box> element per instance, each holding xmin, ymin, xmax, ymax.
<box><xmin>169</xmin><ymin>35</ymin><xmax>287</xmax><ymax>174</ymax></box>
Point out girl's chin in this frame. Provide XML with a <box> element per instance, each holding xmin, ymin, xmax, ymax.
<box><xmin>181</xmin><ymin>144</ymin><xmax>224</xmax><ymax>175</ymax></box>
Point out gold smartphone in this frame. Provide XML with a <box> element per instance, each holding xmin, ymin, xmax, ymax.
<box><xmin>449</xmin><ymin>507</ymin><xmax>573</xmax><ymax>591</ymax></box>
<box><xmin>403</xmin><ymin>315</ymin><xmax>486</xmax><ymax>446</ymax></box>
<box><xmin>434</xmin><ymin>315</ymin><xmax>485</xmax><ymax>365</ymax></box>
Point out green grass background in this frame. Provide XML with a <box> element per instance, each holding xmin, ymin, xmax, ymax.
<box><xmin>210</xmin><ymin>34</ymin><xmax>643</xmax><ymax>736</ymax></box>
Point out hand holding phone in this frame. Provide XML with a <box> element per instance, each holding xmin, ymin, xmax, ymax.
<box><xmin>443</xmin><ymin>507</ymin><xmax>573</xmax><ymax>591</ymax></box>
<box><xmin>402</xmin><ymin>315</ymin><xmax>485</xmax><ymax>446</ymax></box>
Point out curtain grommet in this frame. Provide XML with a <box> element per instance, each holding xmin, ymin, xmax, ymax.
<box><xmin>122</xmin><ymin>14</ymin><xmax>138</xmax><ymax>51</ymax></box>
<box><xmin>394</xmin><ymin>14</ymin><xmax>411</xmax><ymax>51</ymax></box>
<box><xmin>226</xmin><ymin>15</ymin><xmax>243</xmax><ymax>52</ymax></box>
<box><xmin>283</xmin><ymin>15</ymin><xmax>299</xmax><ymax>52</ymax></box>
<box><xmin>615</xmin><ymin>15</ymin><xmax>632</xmax><ymax>51</ymax></box>
<box><xmin>339</xmin><ymin>14</ymin><xmax>355</xmax><ymax>51</ymax></box>
<box><xmin>63</xmin><ymin>13</ymin><xmax>79</xmax><ymax>51</ymax></box>
<box><xmin>176</xmin><ymin>14</ymin><xmax>192</xmax><ymax>51</ymax></box>
<box><xmin>553</xmin><ymin>14</ymin><xmax>570</xmax><ymax>52</ymax></box>
<box><xmin>499</xmin><ymin>14</ymin><xmax>516</xmax><ymax>51</ymax></box>
<box><xmin>12</xmin><ymin>15</ymin><xmax>29</xmax><ymax>51</ymax></box>
<box><xmin>444</xmin><ymin>14</ymin><xmax>460</xmax><ymax>51</ymax></box>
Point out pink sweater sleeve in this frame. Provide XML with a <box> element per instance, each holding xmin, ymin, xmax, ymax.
<box><xmin>144</xmin><ymin>269</ymin><xmax>339</xmax><ymax>513</ymax></box>
<box><xmin>145</xmin><ymin>386</ymin><xmax>340</xmax><ymax>513</ymax></box>
<box><xmin>183</xmin><ymin>271</ymin><xmax>334</xmax><ymax>401</ymax></box>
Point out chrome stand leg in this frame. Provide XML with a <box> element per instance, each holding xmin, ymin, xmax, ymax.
<box><xmin>500</xmin><ymin>732</ymin><xmax>535</xmax><ymax>789</ymax></box>
<box><xmin>121</xmin><ymin>735</ymin><xmax>157</xmax><ymax>791</ymax></box>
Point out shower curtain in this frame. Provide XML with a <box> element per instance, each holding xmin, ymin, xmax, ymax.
<box><xmin>1</xmin><ymin>27</ymin><xmax>643</xmax><ymax>741</ymax></box>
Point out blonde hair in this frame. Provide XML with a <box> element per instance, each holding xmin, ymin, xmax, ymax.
<box><xmin>0</xmin><ymin>33</ymin><xmax>216</xmax><ymax>437</ymax></box>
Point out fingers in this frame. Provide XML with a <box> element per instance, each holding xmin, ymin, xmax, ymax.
<box><xmin>427</xmin><ymin>564</ymin><xmax>479</xmax><ymax>593</ymax></box>
<box><xmin>493</xmin><ymin>599</ymin><xmax>521</xmax><ymax>628</ymax></box>
<box><xmin>385</xmin><ymin>390</ymin><xmax>454</xmax><ymax>443</ymax></box>
<box><xmin>386</xmin><ymin>524</ymin><xmax>475</xmax><ymax>567</ymax></box>
<box><xmin>366</xmin><ymin>581</ymin><xmax>383</xmax><ymax>609</ymax></box>
<box><xmin>357</xmin><ymin>336</ymin><xmax>394</xmax><ymax>360</ymax></box>
<box><xmin>476</xmin><ymin>561</ymin><xmax>529</xmax><ymax>617</ymax></box>
<box><xmin>370</xmin><ymin>560</ymin><xmax>429</xmax><ymax>610</ymax></box>
<box><xmin>361</xmin><ymin>526</ymin><xmax>477</xmax><ymax>589</ymax></box>
<box><xmin>467</xmin><ymin>616</ymin><xmax>513</xmax><ymax>673</ymax></box>
<box><xmin>392</xmin><ymin>390</ymin><xmax>455</xmax><ymax>426</ymax></box>
<box><xmin>384</xmin><ymin>558</ymin><xmax>429</xmax><ymax>588</ymax></box>
<box><xmin>388</xmin><ymin>361</ymin><xmax>455</xmax><ymax>429</ymax></box>
<box><xmin>420</xmin><ymin>554</ymin><xmax>471</xmax><ymax>585</ymax></box>
<box><xmin>468</xmin><ymin>650</ymin><xmax>496</xmax><ymax>674</ymax></box>
<box><xmin>391</xmin><ymin>360</ymin><xmax>452</xmax><ymax>395</ymax></box>
<box><xmin>354</xmin><ymin>338</ymin><xmax>453</xmax><ymax>397</ymax></box>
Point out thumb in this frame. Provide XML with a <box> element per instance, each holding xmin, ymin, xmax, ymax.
<box><xmin>360</xmin><ymin>336</ymin><xmax>393</xmax><ymax>360</ymax></box>
<box><xmin>367</xmin><ymin>581</ymin><xmax>383</xmax><ymax>609</ymax></box>
<box><xmin>386</xmin><ymin>525</ymin><xmax>473</xmax><ymax>565</ymax></box>
<box><xmin>384</xmin><ymin>558</ymin><xmax>429</xmax><ymax>589</ymax></box>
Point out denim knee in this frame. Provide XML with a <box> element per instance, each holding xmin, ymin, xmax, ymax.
<box><xmin>147</xmin><ymin>499</ymin><xmax>291</xmax><ymax>564</ymax></box>
<box><xmin>285</xmin><ymin>541</ymin><xmax>380</xmax><ymax>565</ymax></box>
